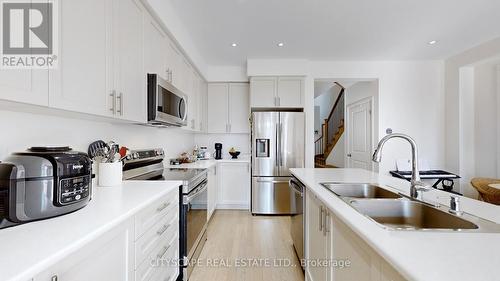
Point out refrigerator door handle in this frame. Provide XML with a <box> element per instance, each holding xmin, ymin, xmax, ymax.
<box><xmin>280</xmin><ymin>122</ymin><xmax>284</xmax><ymax>167</ymax></box>
<box><xmin>276</xmin><ymin>124</ymin><xmax>280</xmax><ymax>168</ymax></box>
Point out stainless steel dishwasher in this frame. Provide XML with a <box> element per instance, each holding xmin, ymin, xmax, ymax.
<box><xmin>289</xmin><ymin>176</ymin><xmax>305</xmax><ymax>267</ymax></box>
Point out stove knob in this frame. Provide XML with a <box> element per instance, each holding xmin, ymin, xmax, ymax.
<box><xmin>133</xmin><ymin>153</ymin><xmax>139</xmax><ymax>159</ymax></box>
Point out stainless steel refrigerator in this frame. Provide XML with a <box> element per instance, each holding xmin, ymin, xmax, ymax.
<box><xmin>251</xmin><ymin>111</ymin><xmax>305</xmax><ymax>214</ymax></box>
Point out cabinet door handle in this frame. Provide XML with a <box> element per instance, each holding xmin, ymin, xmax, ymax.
<box><xmin>157</xmin><ymin>223</ymin><xmax>171</xmax><ymax>236</ymax></box>
<box><xmin>319</xmin><ymin>205</ymin><xmax>323</xmax><ymax>231</ymax></box>
<box><xmin>157</xmin><ymin>244</ymin><xmax>171</xmax><ymax>259</ymax></box>
<box><xmin>324</xmin><ymin>211</ymin><xmax>330</xmax><ymax>236</ymax></box>
<box><xmin>117</xmin><ymin>92</ymin><xmax>123</xmax><ymax>116</ymax></box>
<box><xmin>277</xmin><ymin>96</ymin><xmax>281</xmax><ymax>107</ymax></box>
<box><xmin>51</xmin><ymin>275</ymin><xmax>58</xmax><ymax>281</ymax></box>
<box><xmin>228</xmin><ymin>124</ymin><xmax>231</xmax><ymax>133</ymax></box>
<box><xmin>156</xmin><ymin>202</ymin><xmax>170</xmax><ymax>212</ymax></box>
<box><xmin>110</xmin><ymin>90</ymin><xmax>116</xmax><ymax>114</ymax></box>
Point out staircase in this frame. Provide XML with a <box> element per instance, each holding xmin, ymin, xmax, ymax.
<box><xmin>315</xmin><ymin>83</ymin><xmax>345</xmax><ymax>168</ymax></box>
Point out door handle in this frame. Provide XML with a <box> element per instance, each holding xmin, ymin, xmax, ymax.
<box><xmin>109</xmin><ymin>90</ymin><xmax>116</xmax><ymax>114</ymax></box>
<box><xmin>319</xmin><ymin>205</ymin><xmax>324</xmax><ymax>231</ymax></box>
<box><xmin>347</xmin><ymin>153</ymin><xmax>352</xmax><ymax>157</ymax></box>
<box><xmin>256</xmin><ymin>180</ymin><xmax>289</xmax><ymax>184</ymax></box>
<box><xmin>117</xmin><ymin>92</ymin><xmax>123</xmax><ymax>116</ymax></box>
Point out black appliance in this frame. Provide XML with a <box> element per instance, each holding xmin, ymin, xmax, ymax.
<box><xmin>214</xmin><ymin>143</ymin><xmax>222</xmax><ymax>160</ymax></box>
<box><xmin>147</xmin><ymin>73</ymin><xmax>188</xmax><ymax>127</ymax></box>
<box><xmin>0</xmin><ymin>147</ymin><xmax>92</xmax><ymax>229</ymax></box>
<box><xmin>122</xmin><ymin>149</ymin><xmax>208</xmax><ymax>281</ymax></box>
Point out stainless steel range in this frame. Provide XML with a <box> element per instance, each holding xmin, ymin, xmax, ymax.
<box><xmin>122</xmin><ymin>149</ymin><xmax>208</xmax><ymax>281</ymax></box>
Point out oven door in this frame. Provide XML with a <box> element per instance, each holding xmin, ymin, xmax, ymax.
<box><xmin>147</xmin><ymin>73</ymin><xmax>188</xmax><ymax>126</ymax></box>
<box><xmin>180</xmin><ymin>180</ymin><xmax>208</xmax><ymax>278</ymax></box>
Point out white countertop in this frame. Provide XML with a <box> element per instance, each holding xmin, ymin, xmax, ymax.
<box><xmin>166</xmin><ymin>155</ymin><xmax>250</xmax><ymax>169</ymax></box>
<box><xmin>290</xmin><ymin>168</ymin><xmax>500</xmax><ymax>281</ymax></box>
<box><xmin>0</xmin><ymin>180</ymin><xmax>181</xmax><ymax>281</ymax></box>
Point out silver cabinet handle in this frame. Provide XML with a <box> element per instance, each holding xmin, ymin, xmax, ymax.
<box><xmin>256</xmin><ymin>180</ymin><xmax>289</xmax><ymax>184</ymax></box>
<box><xmin>156</xmin><ymin>223</ymin><xmax>171</xmax><ymax>236</ymax></box>
<box><xmin>324</xmin><ymin>211</ymin><xmax>330</xmax><ymax>236</ymax></box>
<box><xmin>157</xmin><ymin>244</ymin><xmax>171</xmax><ymax>259</ymax></box>
<box><xmin>110</xmin><ymin>90</ymin><xmax>116</xmax><ymax>114</ymax></box>
<box><xmin>228</xmin><ymin>124</ymin><xmax>231</xmax><ymax>133</ymax></box>
<box><xmin>319</xmin><ymin>205</ymin><xmax>323</xmax><ymax>231</ymax></box>
<box><xmin>51</xmin><ymin>275</ymin><xmax>58</xmax><ymax>281</ymax></box>
<box><xmin>156</xmin><ymin>202</ymin><xmax>170</xmax><ymax>212</ymax></box>
<box><xmin>116</xmin><ymin>92</ymin><xmax>123</xmax><ymax>116</ymax></box>
<box><xmin>277</xmin><ymin>96</ymin><xmax>281</xmax><ymax>107</ymax></box>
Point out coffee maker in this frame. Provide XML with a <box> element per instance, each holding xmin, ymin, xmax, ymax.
<box><xmin>214</xmin><ymin>143</ymin><xmax>222</xmax><ymax>160</ymax></box>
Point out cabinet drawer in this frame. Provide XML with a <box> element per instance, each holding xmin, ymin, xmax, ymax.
<box><xmin>135</xmin><ymin>209</ymin><xmax>179</xmax><ymax>266</ymax></box>
<box><xmin>135</xmin><ymin>190</ymin><xmax>178</xmax><ymax>239</ymax></box>
<box><xmin>136</xmin><ymin>234</ymin><xmax>179</xmax><ymax>281</ymax></box>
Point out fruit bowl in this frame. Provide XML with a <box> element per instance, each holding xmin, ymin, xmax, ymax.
<box><xmin>229</xmin><ymin>151</ymin><xmax>241</xmax><ymax>159</ymax></box>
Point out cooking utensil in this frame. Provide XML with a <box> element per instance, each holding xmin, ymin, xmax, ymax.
<box><xmin>88</xmin><ymin>140</ymin><xmax>108</xmax><ymax>159</ymax></box>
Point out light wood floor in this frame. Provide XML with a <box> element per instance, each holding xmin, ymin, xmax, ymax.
<box><xmin>189</xmin><ymin>210</ymin><xmax>305</xmax><ymax>281</ymax></box>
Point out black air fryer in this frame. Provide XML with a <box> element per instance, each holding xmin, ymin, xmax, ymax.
<box><xmin>214</xmin><ymin>143</ymin><xmax>223</xmax><ymax>160</ymax></box>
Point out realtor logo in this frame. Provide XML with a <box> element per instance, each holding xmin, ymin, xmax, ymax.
<box><xmin>1</xmin><ymin>0</ymin><xmax>58</xmax><ymax>68</ymax></box>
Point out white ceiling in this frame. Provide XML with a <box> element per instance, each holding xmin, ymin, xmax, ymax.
<box><xmin>167</xmin><ymin>0</ymin><xmax>500</xmax><ymax>66</ymax></box>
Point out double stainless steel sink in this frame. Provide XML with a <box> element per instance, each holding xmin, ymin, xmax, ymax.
<box><xmin>321</xmin><ymin>182</ymin><xmax>500</xmax><ymax>232</ymax></box>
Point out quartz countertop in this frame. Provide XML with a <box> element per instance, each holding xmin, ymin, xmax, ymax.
<box><xmin>290</xmin><ymin>168</ymin><xmax>500</xmax><ymax>281</ymax></box>
<box><xmin>0</xmin><ymin>180</ymin><xmax>181</xmax><ymax>281</ymax></box>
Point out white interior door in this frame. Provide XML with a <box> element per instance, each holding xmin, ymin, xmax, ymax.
<box><xmin>346</xmin><ymin>98</ymin><xmax>373</xmax><ymax>170</ymax></box>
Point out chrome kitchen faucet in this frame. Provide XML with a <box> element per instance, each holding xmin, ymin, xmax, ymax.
<box><xmin>372</xmin><ymin>133</ymin><xmax>430</xmax><ymax>199</ymax></box>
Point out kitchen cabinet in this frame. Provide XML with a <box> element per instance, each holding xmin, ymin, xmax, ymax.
<box><xmin>49</xmin><ymin>0</ymin><xmax>112</xmax><ymax>117</ymax></box>
<box><xmin>305</xmin><ymin>188</ymin><xmax>406</xmax><ymax>281</ymax></box>
<box><xmin>306</xmin><ymin>189</ymin><xmax>332</xmax><ymax>281</ymax></box>
<box><xmin>144</xmin><ymin>14</ymin><xmax>169</xmax><ymax>81</ymax></box>
<box><xmin>250</xmin><ymin>76</ymin><xmax>304</xmax><ymax>108</ymax></box>
<box><xmin>207</xmin><ymin>165</ymin><xmax>218</xmax><ymax>220</ymax></box>
<box><xmin>207</xmin><ymin>83</ymin><xmax>249</xmax><ymax>134</ymax></box>
<box><xmin>112</xmin><ymin>0</ymin><xmax>146</xmax><ymax>122</ymax></box>
<box><xmin>0</xmin><ymin>67</ymin><xmax>48</xmax><ymax>107</ymax></box>
<box><xmin>207</xmin><ymin>83</ymin><xmax>229</xmax><ymax>133</ymax></box>
<box><xmin>34</xmin><ymin>189</ymin><xmax>180</xmax><ymax>281</ymax></box>
<box><xmin>217</xmin><ymin>162</ymin><xmax>250</xmax><ymax>210</ymax></box>
<box><xmin>34</xmin><ymin>218</ymin><xmax>135</xmax><ymax>281</ymax></box>
<box><xmin>228</xmin><ymin>83</ymin><xmax>250</xmax><ymax>133</ymax></box>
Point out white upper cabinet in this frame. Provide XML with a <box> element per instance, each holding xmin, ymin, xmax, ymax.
<box><xmin>250</xmin><ymin>76</ymin><xmax>304</xmax><ymax>108</ymax></box>
<box><xmin>207</xmin><ymin>83</ymin><xmax>249</xmax><ymax>134</ymax></box>
<box><xmin>207</xmin><ymin>83</ymin><xmax>229</xmax><ymax>133</ymax></box>
<box><xmin>49</xmin><ymin>0</ymin><xmax>112</xmax><ymax>117</ymax></box>
<box><xmin>250</xmin><ymin>77</ymin><xmax>276</xmax><ymax>108</ymax></box>
<box><xmin>113</xmin><ymin>0</ymin><xmax>146</xmax><ymax>122</ymax></box>
<box><xmin>144</xmin><ymin>14</ymin><xmax>168</xmax><ymax>81</ymax></box>
<box><xmin>0</xmin><ymin>68</ymin><xmax>48</xmax><ymax>106</ymax></box>
<box><xmin>228</xmin><ymin>83</ymin><xmax>250</xmax><ymax>133</ymax></box>
<box><xmin>277</xmin><ymin>76</ymin><xmax>304</xmax><ymax>107</ymax></box>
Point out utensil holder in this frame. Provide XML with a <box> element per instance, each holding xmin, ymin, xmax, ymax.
<box><xmin>98</xmin><ymin>162</ymin><xmax>123</xmax><ymax>187</ymax></box>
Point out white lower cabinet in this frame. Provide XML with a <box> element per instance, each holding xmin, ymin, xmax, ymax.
<box><xmin>217</xmin><ymin>162</ymin><xmax>251</xmax><ymax>210</ymax></box>
<box><xmin>305</xmin><ymin>189</ymin><xmax>406</xmax><ymax>281</ymax></box>
<box><xmin>34</xmin><ymin>218</ymin><xmax>135</xmax><ymax>281</ymax></box>
<box><xmin>207</xmin><ymin>165</ymin><xmax>218</xmax><ymax>220</ymax></box>
<box><xmin>306</xmin><ymin>189</ymin><xmax>331</xmax><ymax>281</ymax></box>
<box><xmin>34</xmin><ymin>190</ymin><xmax>179</xmax><ymax>281</ymax></box>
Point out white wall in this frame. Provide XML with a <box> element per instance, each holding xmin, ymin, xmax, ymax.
<box><xmin>474</xmin><ymin>62</ymin><xmax>499</xmax><ymax>178</ymax></box>
<box><xmin>444</xmin><ymin>37</ymin><xmax>500</xmax><ymax>195</ymax></box>
<box><xmin>310</xmin><ymin>61</ymin><xmax>444</xmax><ymax>175</ymax></box>
<box><xmin>326</xmin><ymin>134</ymin><xmax>345</xmax><ymax>167</ymax></box>
<box><xmin>194</xmin><ymin>134</ymin><xmax>250</xmax><ymax>159</ymax></box>
<box><xmin>0</xmin><ymin>109</ymin><xmax>195</xmax><ymax>161</ymax></box>
<box><xmin>314</xmin><ymin>84</ymin><xmax>342</xmax><ymax>122</ymax></box>
<box><xmin>247</xmin><ymin>60</ymin><xmax>445</xmax><ymax>174</ymax></box>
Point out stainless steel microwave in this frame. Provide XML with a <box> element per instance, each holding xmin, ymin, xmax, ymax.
<box><xmin>147</xmin><ymin>73</ymin><xmax>188</xmax><ymax>127</ymax></box>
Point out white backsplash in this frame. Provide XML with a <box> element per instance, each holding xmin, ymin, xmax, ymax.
<box><xmin>0</xmin><ymin>110</ymin><xmax>195</xmax><ymax>160</ymax></box>
<box><xmin>194</xmin><ymin>133</ymin><xmax>250</xmax><ymax>158</ymax></box>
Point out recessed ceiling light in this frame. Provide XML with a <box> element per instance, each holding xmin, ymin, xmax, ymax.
<box><xmin>277</xmin><ymin>42</ymin><xmax>285</xmax><ymax>47</ymax></box>
<box><xmin>231</xmin><ymin>43</ymin><xmax>238</xmax><ymax>47</ymax></box>
<box><xmin>428</xmin><ymin>40</ymin><xmax>437</xmax><ymax>45</ymax></box>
